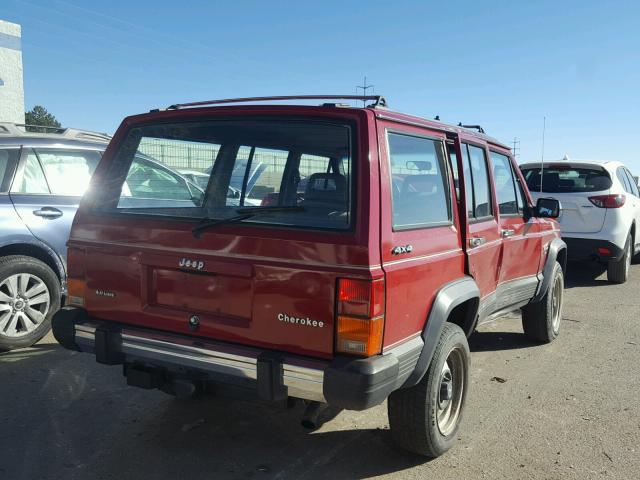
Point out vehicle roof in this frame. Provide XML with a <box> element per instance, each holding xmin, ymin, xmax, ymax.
<box><xmin>132</xmin><ymin>95</ymin><xmax>511</xmax><ymax>151</ymax></box>
<box><xmin>0</xmin><ymin>122</ymin><xmax>111</xmax><ymax>148</ymax></box>
<box><xmin>520</xmin><ymin>159</ymin><xmax>627</xmax><ymax>171</ymax></box>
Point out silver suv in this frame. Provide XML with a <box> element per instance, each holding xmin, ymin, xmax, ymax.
<box><xmin>0</xmin><ymin>123</ymin><xmax>110</xmax><ymax>350</ymax></box>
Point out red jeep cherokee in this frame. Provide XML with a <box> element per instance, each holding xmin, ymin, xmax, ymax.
<box><xmin>52</xmin><ymin>95</ymin><xmax>566</xmax><ymax>457</ymax></box>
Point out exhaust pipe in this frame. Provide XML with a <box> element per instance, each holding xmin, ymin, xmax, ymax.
<box><xmin>301</xmin><ymin>401</ymin><xmax>329</xmax><ymax>430</ymax></box>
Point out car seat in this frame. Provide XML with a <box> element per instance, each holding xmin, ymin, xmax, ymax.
<box><xmin>303</xmin><ymin>173</ymin><xmax>347</xmax><ymax>210</ymax></box>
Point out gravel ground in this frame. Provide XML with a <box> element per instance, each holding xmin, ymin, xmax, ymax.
<box><xmin>1</xmin><ymin>261</ymin><xmax>639</xmax><ymax>480</ymax></box>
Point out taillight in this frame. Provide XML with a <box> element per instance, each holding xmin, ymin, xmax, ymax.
<box><xmin>66</xmin><ymin>248</ymin><xmax>86</xmax><ymax>307</ymax></box>
<box><xmin>66</xmin><ymin>278</ymin><xmax>86</xmax><ymax>307</ymax></box>
<box><xmin>336</xmin><ymin>278</ymin><xmax>385</xmax><ymax>356</ymax></box>
<box><xmin>589</xmin><ymin>194</ymin><xmax>625</xmax><ymax>208</ymax></box>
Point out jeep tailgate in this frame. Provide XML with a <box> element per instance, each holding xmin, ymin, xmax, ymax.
<box><xmin>70</xmin><ymin>223</ymin><xmax>371</xmax><ymax>359</ymax></box>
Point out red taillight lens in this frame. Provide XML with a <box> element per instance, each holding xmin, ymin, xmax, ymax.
<box><xmin>66</xmin><ymin>247</ymin><xmax>86</xmax><ymax>307</ymax></box>
<box><xmin>589</xmin><ymin>194</ymin><xmax>625</xmax><ymax>208</ymax></box>
<box><xmin>336</xmin><ymin>278</ymin><xmax>385</xmax><ymax>356</ymax></box>
<box><xmin>338</xmin><ymin>278</ymin><xmax>385</xmax><ymax>318</ymax></box>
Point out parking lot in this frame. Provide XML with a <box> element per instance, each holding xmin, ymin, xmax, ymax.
<box><xmin>0</xmin><ymin>261</ymin><xmax>637</xmax><ymax>480</ymax></box>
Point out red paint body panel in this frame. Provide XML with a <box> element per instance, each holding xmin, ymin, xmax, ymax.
<box><xmin>67</xmin><ymin>103</ymin><xmax>561</xmax><ymax>362</ymax></box>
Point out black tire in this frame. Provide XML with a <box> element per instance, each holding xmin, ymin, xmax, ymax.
<box><xmin>388</xmin><ymin>323</ymin><xmax>470</xmax><ymax>457</ymax></box>
<box><xmin>521</xmin><ymin>261</ymin><xmax>563</xmax><ymax>343</ymax></box>
<box><xmin>607</xmin><ymin>235</ymin><xmax>632</xmax><ymax>284</ymax></box>
<box><xmin>0</xmin><ymin>255</ymin><xmax>61</xmax><ymax>351</ymax></box>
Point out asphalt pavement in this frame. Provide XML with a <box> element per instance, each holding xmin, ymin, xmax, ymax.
<box><xmin>1</xmin><ymin>261</ymin><xmax>639</xmax><ymax>480</ymax></box>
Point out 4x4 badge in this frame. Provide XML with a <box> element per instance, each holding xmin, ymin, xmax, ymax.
<box><xmin>391</xmin><ymin>244</ymin><xmax>413</xmax><ymax>255</ymax></box>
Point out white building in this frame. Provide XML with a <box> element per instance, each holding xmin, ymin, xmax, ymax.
<box><xmin>0</xmin><ymin>20</ymin><xmax>25</xmax><ymax>124</ymax></box>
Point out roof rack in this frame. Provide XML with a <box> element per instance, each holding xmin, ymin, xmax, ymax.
<box><xmin>164</xmin><ymin>95</ymin><xmax>388</xmax><ymax>110</ymax></box>
<box><xmin>458</xmin><ymin>123</ymin><xmax>486</xmax><ymax>134</ymax></box>
<box><xmin>0</xmin><ymin>123</ymin><xmax>111</xmax><ymax>142</ymax></box>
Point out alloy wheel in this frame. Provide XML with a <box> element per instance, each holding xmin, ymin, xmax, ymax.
<box><xmin>0</xmin><ymin>273</ymin><xmax>51</xmax><ymax>338</ymax></box>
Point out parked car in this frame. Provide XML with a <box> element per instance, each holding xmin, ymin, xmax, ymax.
<box><xmin>0</xmin><ymin>123</ymin><xmax>110</xmax><ymax>350</ymax></box>
<box><xmin>521</xmin><ymin>160</ymin><xmax>640</xmax><ymax>283</ymax></box>
<box><xmin>0</xmin><ymin>123</ymin><xmax>205</xmax><ymax>351</ymax></box>
<box><xmin>52</xmin><ymin>95</ymin><xmax>565</xmax><ymax>458</ymax></box>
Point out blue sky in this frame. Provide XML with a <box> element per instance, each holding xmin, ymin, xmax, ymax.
<box><xmin>4</xmin><ymin>0</ymin><xmax>640</xmax><ymax>172</ymax></box>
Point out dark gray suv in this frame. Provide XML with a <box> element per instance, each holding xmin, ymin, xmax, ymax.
<box><xmin>0</xmin><ymin>123</ymin><xmax>110</xmax><ymax>350</ymax></box>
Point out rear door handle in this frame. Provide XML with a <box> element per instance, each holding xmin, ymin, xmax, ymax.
<box><xmin>469</xmin><ymin>236</ymin><xmax>486</xmax><ymax>248</ymax></box>
<box><xmin>33</xmin><ymin>207</ymin><xmax>63</xmax><ymax>219</ymax></box>
<box><xmin>501</xmin><ymin>229</ymin><xmax>515</xmax><ymax>238</ymax></box>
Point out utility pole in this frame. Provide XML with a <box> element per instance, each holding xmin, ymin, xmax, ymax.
<box><xmin>356</xmin><ymin>76</ymin><xmax>374</xmax><ymax>106</ymax></box>
<box><xmin>511</xmin><ymin>137</ymin><xmax>520</xmax><ymax>159</ymax></box>
<box><xmin>540</xmin><ymin>116</ymin><xmax>547</xmax><ymax>193</ymax></box>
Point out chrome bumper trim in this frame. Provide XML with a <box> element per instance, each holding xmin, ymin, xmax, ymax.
<box><xmin>75</xmin><ymin>323</ymin><xmax>326</xmax><ymax>402</ymax></box>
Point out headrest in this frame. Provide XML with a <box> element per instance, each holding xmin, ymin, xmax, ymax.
<box><xmin>402</xmin><ymin>175</ymin><xmax>437</xmax><ymax>195</ymax></box>
<box><xmin>304</xmin><ymin>173</ymin><xmax>347</xmax><ymax>205</ymax></box>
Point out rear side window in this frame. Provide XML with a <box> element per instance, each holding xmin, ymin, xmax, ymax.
<box><xmin>624</xmin><ymin>168</ymin><xmax>639</xmax><ymax>197</ymax></box>
<box><xmin>617</xmin><ymin>167</ymin><xmax>634</xmax><ymax>195</ymax></box>
<box><xmin>0</xmin><ymin>149</ymin><xmax>20</xmax><ymax>193</ymax></box>
<box><xmin>463</xmin><ymin>144</ymin><xmax>493</xmax><ymax>219</ymax></box>
<box><xmin>490</xmin><ymin>151</ymin><xmax>518</xmax><ymax>215</ymax></box>
<box><xmin>95</xmin><ymin>119</ymin><xmax>354</xmax><ymax>231</ymax></box>
<box><xmin>387</xmin><ymin>132</ymin><xmax>450</xmax><ymax>229</ymax></box>
<box><xmin>521</xmin><ymin>166</ymin><xmax>612</xmax><ymax>193</ymax></box>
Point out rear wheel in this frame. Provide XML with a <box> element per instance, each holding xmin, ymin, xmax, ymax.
<box><xmin>521</xmin><ymin>261</ymin><xmax>564</xmax><ymax>343</ymax></box>
<box><xmin>388</xmin><ymin>323</ymin><xmax>470</xmax><ymax>457</ymax></box>
<box><xmin>607</xmin><ymin>235</ymin><xmax>632</xmax><ymax>284</ymax></box>
<box><xmin>0</xmin><ymin>256</ymin><xmax>60</xmax><ymax>351</ymax></box>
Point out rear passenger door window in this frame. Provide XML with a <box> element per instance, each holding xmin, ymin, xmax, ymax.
<box><xmin>13</xmin><ymin>151</ymin><xmax>50</xmax><ymax>194</ymax></box>
<box><xmin>490</xmin><ymin>151</ymin><xmax>518</xmax><ymax>215</ymax></box>
<box><xmin>34</xmin><ymin>149</ymin><xmax>101</xmax><ymax>196</ymax></box>
<box><xmin>387</xmin><ymin>132</ymin><xmax>451</xmax><ymax>229</ymax></box>
<box><xmin>463</xmin><ymin>144</ymin><xmax>493</xmax><ymax>219</ymax></box>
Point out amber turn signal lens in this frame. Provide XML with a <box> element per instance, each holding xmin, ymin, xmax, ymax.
<box><xmin>66</xmin><ymin>278</ymin><xmax>86</xmax><ymax>307</ymax></box>
<box><xmin>336</xmin><ymin>315</ymin><xmax>384</xmax><ymax>356</ymax></box>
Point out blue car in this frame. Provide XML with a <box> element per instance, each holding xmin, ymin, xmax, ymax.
<box><xmin>0</xmin><ymin>123</ymin><xmax>204</xmax><ymax>350</ymax></box>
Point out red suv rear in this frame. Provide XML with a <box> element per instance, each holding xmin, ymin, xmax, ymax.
<box><xmin>53</xmin><ymin>95</ymin><xmax>566</xmax><ymax>457</ymax></box>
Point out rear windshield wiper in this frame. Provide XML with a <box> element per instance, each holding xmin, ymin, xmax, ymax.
<box><xmin>192</xmin><ymin>206</ymin><xmax>305</xmax><ymax>238</ymax></box>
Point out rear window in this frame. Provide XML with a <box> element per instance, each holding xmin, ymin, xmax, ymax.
<box><xmin>521</xmin><ymin>166</ymin><xmax>612</xmax><ymax>193</ymax></box>
<box><xmin>94</xmin><ymin>118</ymin><xmax>354</xmax><ymax>230</ymax></box>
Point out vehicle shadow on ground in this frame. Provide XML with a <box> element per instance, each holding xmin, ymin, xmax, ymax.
<box><xmin>0</xmin><ymin>343</ymin><xmax>428</xmax><ymax>480</ymax></box>
<box><xmin>564</xmin><ymin>261</ymin><xmax>608</xmax><ymax>288</ymax></box>
<box><xmin>468</xmin><ymin>330</ymin><xmax>537</xmax><ymax>352</ymax></box>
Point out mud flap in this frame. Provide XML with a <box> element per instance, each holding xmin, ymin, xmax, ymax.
<box><xmin>95</xmin><ymin>327</ymin><xmax>125</xmax><ymax>365</ymax></box>
<box><xmin>257</xmin><ymin>353</ymin><xmax>288</xmax><ymax>402</ymax></box>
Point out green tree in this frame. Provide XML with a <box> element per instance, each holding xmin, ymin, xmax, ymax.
<box><xmin>24</xmin><ymin>105</ymin><xmax>61</xmax><ymax>132</ymax></box>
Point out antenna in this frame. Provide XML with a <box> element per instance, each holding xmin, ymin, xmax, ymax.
<box><xmin>356</xmin><ymin>76</ymin><xmax>374</xmax><ymax>107</ymax></box>
<box><xmin>540</xmin><ymin>117</ymin><xmax>546</xmax><ymax>193</ymax></box>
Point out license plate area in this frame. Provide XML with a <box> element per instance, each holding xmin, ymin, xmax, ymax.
<box><xmin>149</xmin><ymin>268</ymin><xmax>253</xmax><ymax>319</ymax></box>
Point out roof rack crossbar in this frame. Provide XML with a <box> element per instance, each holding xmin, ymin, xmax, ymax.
<box><xmin>165</xmin><ymin>95</ymin><xmax>387</xmax><ymax>110</ymax></box>
<box><xmin>15</xmin><ymin>124</ymin><xmax>66</xmax><ymax>133</ymax></box>
<box><xmin>458</xmin><ymin>123</ymin><xmax>486</xmax><ymax>134</ymax></box>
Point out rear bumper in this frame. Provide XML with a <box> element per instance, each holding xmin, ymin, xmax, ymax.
<box><xmin>52</xmin><ymin>307</ymin><xmax>423</xmax><ymax>410</ymax></box>
<box><xmin>564</xmin><ymin>237</ymin><xmax>624</xmax><ymax>261</ymax></box>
